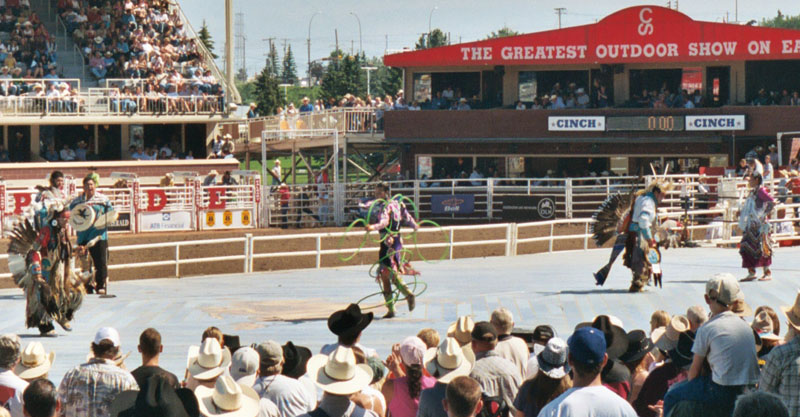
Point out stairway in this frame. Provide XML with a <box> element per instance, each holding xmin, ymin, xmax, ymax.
<box><xmin>30</xmin><ymin>0</ymin><xmax>89</xmax><ymax>88</ymax></box>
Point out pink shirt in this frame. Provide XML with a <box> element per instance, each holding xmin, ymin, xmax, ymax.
<box><xmin>387</xmin><ymin>375</ymin><xmax>437</xmax><ymax>417</ymax></box>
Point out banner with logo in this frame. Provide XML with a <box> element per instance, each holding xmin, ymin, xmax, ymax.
<box><xmin>107</xmin><ymin>212</ymin><xmax>132</xmax><ymax>232</ymax></box>
<box><xmin>202</xmin><ymin>209</ymin><xmax>255</xmax><ymax>230</ymax></box>
<box><xmin>140</xmin><ymin>211</ymin><xmax>193</xmax><ymax>232</ymax></box>
<box><xmin>548</xmin><ymin>116</ymin><xmax>605</xmax><ymax>131</ymax></box>
<box><xmin>431</xmin><ymin>194</ymin><xmax>475</xmax><ymax>215</ymax></box>
<box><xmin>498</xmin><ymin>195</ymin><xmax>557</xmax><ymax>221</ymax></box>
<box><xmin>685</xmin><ymin>115</ymin><xmax>745</xmax><ymax>131</ymax></box>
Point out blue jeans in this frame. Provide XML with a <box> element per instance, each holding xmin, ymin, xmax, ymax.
<box><xmin>664</xmin><ymin>375</ymin><xmax>745</xmax><ymax>417</ymax></box>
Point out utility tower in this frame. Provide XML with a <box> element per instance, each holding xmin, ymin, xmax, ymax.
<box><xmin>554</xmin><ymin>8</ymin><xmax>566</xmax><ymax>29</ymax></box>
<box><xmin>234</xmin><ymin>12</ymin><xmax>247</xmax><ymax>81</ymax></box>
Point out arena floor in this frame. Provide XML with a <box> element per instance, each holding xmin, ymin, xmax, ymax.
<box><xmin>2</xmin><ymin>245</ymin><xmax>799</xmax><ymax>384</ymax></box>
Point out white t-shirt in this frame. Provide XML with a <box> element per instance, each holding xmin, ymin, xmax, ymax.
<box><xmin>692</xmin><ymin>310</ymin><xmax>759</xmax><ymax>386</ymax></box>
<box><xmin>0</xmin><ymin>369</ymin><xmax>28</xmax><ymax>417</ymax></box>
<box><xmin>537</xmin><ymin>385</ymin><xmax>638</xmax><ymax>417</ymax></box>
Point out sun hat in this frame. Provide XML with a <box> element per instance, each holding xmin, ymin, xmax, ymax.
<box><xmin>327</xmin><ymin>304</ymin><xmax>373</xmax><ymax>339</ymax></box>
<box><xmin>281</xmin><ymin>341</ymin><xmax>312</xmax><ymax>379</ymax></box>
<box><xmin>783</xmin><ymin>291</ymin><xmax>800</xmax><ymax>332</ymax></box>
<box><xmin>424</xmin><ymin>337</ymin><xmax>475</xmax><ymax>383</ymax></box>
<box><xmin>568</xmin><ymin>327</ymin><xmax>606</xmax><ymax>366</ymax></box>
<box><xmin>752</xmin><ymin>311</ymin><xmax>780</xmax><ymax>341</ymax></box>
<box><xmin>667</xmin><ymin>330</ymin><xmax>696</xmax><ymax>370</ymax></box>
<box><xmin>536</xmin><ymin>337</ymin><xmax>570</xmax><ymax>379</ymax></box>
<box><xmin>14</xmin><ymin>342</ymin><xmax>55</xmax><ymax>379</ymax></box>
<box><xmin>188</xmin><ymin>338</ymin><xmax>232</xmax><ymax>381</ymax></box>
<box><xmin>111</xmin><ymin>375</ymin><xmax>199</xmax><ymax>417</ymax></box>
<box><xmin>70</xmin><ymin>203</ymin><xmax>96</xmax><ymax>232</ymax></box>
<box><xmin>470</xmin><ymin>321</ymin><xmax>498</xmax><ymax>344</ymax></box>
<box><xmin>254</xmin><ymin>341</ymin><xmax>282</xmax><ymax>368</ymax></box>
<box><xmin>195</xmin><ymin>375</ymin><xmax>259</xmax><ymax>417</ymax></box>
<box><xmin>576</xmin><ymin>315</ymin><xmax>627</xmax><ymax>360</ymax></box>
<box><xmin>399</xmin><ymin>336</ymin><xmax>427</xmax><ymax>366</ymax></box>
<box><xmin>706</xmin><ymin>273</ymin><xmax>745</xmax><ymax>307</ymax></box>
<box><xmin>208</xmin><ymin>170</ymin><xmax>219</xmax><ymax>177</ymax></box>
<box><xmin>306</xmin><ymin>346</ymin><xmax>373</xmax><ymax>395</ymax></box>
<box><xmin>618</xmin><ymin>330</ymin><xmax>654</xmax><ymax>364</ymax></box>
<box><xmin>652</xmin><ymin>315</ymin><xmax>690</xmax><ymax>352</ymax></box>
<box><xmin>230</xmin><ymin>347</ymin><xmax>259</xmax><ymax>387</ymax></box>
<box><xmin>447</xmin><ymin>316</ymin><xmax>475</xmax><ymax>346</ymax></box>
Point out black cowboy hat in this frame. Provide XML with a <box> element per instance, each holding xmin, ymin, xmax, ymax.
<box><xmin>281</xmin><ymin>341</ymin><xmax>312</xmax><ymax>379</ymax></box>
<box><xmin>111</xmin><ymin>375</ymin><xmax>199</xmax><ymax>417</ymax></box>
<box><xmin>668</xmin><ymin>330</ymin><xmax>696</xmax><ymax>370</ymax></box>
<box><xmin>328</xmin><ymin>304</ymin><xmax>374</xmax><ymax>338</ymax></box>
<box><xmin>576</xmin><ymin>315</ymin><xmax>628</xmax><ymax>360</ymax></box>
<box><xmin>619</xmin><ymin>330</ymin><xmax>654</xmax><ymax>364</ymax></box>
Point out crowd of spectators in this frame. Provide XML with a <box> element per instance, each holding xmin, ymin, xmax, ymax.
<box><xmin>2</xmin><ymin>274</ymin><xmax>800</xmax><ymax>417</ymax></box>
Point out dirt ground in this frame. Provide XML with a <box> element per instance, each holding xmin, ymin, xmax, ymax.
<box><xmin>0</xmin><ymin>222</ymin><xmax>700</xmax><ymax>288</ymax></box>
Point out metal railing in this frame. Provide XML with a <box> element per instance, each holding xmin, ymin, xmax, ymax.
<box><xmin>0</xmin><ymin>92</ymin><xmax>224</xmax><ymax>116</ymax></box>
<box><xmin>221</xmin><ymin>108</ymin><xmax>380</xmax><ymax>144</ymax></box>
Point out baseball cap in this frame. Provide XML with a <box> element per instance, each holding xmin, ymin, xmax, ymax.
<box><xmin>533</xmin><ymin>325</ymin><xmax>556</xmax><ymax>344</ymax></box>
<box><xmin>706</xmin><ymin>273</ymin><xmax>744</xmax><ymax>306</ymax></box>
<box><xmin>94</xmin><ymin>327</ymin><xmax>121</xmax><ymax>347</ymax></box>
<box><xmin>230</xmin><ymin>347</ymin><xmax>259</xmax><ymax>386</ymax></box>
<box><xmin>471</xmin><ymin>321</ymin><xmax>498</xmax><ymax>343</ymax></box>
<box><xmin>255</xmin><ymin>341</ymin><xmax>283</xmax><ymax>367</ymax></box>
<box><xmin>568</xmin><ymin>327</ymin><xmax>606</xmax><ymax>366</ymax></box>
<box><xmin>399</xmin><ymin>336</ymin><xmax>427</xmax><ymax>366</ymax></box>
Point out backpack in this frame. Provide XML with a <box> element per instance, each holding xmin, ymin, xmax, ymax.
<box><xmin>477</xmin><ymin>394</ymin><xmax>508</xmax><ymax>417</ymax></box>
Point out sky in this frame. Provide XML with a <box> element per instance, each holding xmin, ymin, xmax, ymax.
<box><xmin>180</xmin><ymin>0</ymin><xmax>799</xmax><ymax>80</ymax></box>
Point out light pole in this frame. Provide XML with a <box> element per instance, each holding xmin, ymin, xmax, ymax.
<box><xmin>361</xmin><ymin>66</ymin><xmax>377</xmax><ymax>97</ymax></box>
<box><xmin>307</xmin><ymin>11</ymin><xmax>322</xmax><ymax>84</ymax></box>
<box><xmin>349</xmin><ymin>12</ymin><xmax>362</xmax><ymax>55</ymax></box>
<box><xmin>428</xmin><ymin>6</ymin><xmax>438</xmax><ymax>47</ymax></box>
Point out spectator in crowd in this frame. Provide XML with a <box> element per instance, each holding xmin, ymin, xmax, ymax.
<box><xmin>14</xmin><ymin>342</ymin><xmax>54</xmax><ymax>383</ymax></box>
<box><xmin>248</xmin><ymin>102</ymin><xmax>259</xmax><ymax>119</ymax></box>
<box><xmin>220</xmin><ymin>170</ymin><xmax>237</xmax><ymax>186</ymax></box>
<box><xmin>490</xmin><ymin>308</ymin><xmax>529</xmax><ymax>378</ymax></box>
<box><xmin>456</xmin><ymin>98</ymin><xmax>471</xmax><ymax>111</ymax></box>
<box><xmin>418</xmin><ymin>329</ymin><xmax>441</xmax><ymax>350</ymax></box>
<box><xmin>580</xmin><ymin>316</ymin><xmax>630</xmax><ymax>400</ymax></box>
<box><xmin>513</xmin><ymin>337</ymin><xmax>571</xmax><ymax>417</ymax></box>
<box><xmin>524</xmin><ymin>325</ymin><xmax>556</xmax><ymax>379</ymax></box>
<box><xmin>663</xmin><ymin>273</ymin><xmax>759</xmax><ymax>417</ymax></box>
<box><xmin>22</xmin><ymin>379</ymin><xmax>60</xmax><ymax>417</ymax></box>
<box><xmin>281</xmin><ymin>342</ymin><xmax>317</xmax><ymax>409</ymax></box>
<box><xmin>446</xmin><ymin>316</ymin><xmax>475</xmax><ymax>349</ymax></box>
<box><xmin>59</xmin><ymin>143</ymin><xmax>76</xmax><ymax>161</ymax></box>
<box><xmin>322</xmin><ymin>304</ymin><xmax>378</xmax><ymax>358</ymax></box>
<box><xmin>75</xmin><ymin>140</ymin><xmax>88</xmax><ymax>161</ymax></box>
<box><xmin>632</xmin><ymin>330</ymin><xmax>695</xmax><ymax>417</ymax></box>
<box><xmin>110</xmin><ymin>374</ymin><xmax>202</xmax><ymax>417</ymax></box>
<box><xmin>57</xmin><ymin>327</ymin><xmax>139</xmax><ymax>417</ymax></box>
<box><xmin>650</xmin><ymin>311</ymin><xmax>671</xmax><ymax>333</ymax></box>
<box><xmin>185</xmin><ymin>337</ymin><xmax>231</xmax><ymax>390</ymax></box>
<box><xmin>0</xmin><ymin>334</ymin><xmax>26</xmax><ymax>417</ymax></box>
<box><xmin>271</xmin><ymin>159</ymin><xmax>282</xmax><ymax>185</ymax></box>
<box><xmin>253</xmin><ymin>340</ymin><xmax>314</xmax><ymax>417</ymax></box>
<box><xmin>299</xmin><ymin>97</ymin><xmax>314</xmax><ymax>113</ymax></box>
<box><xmin>222</xmin><ymin>134</ymin><xmax>235</xmax><ymax>155</ymax></box>
<box><xmin>443</xmin><ymin>376</ymin><xmax>482</xmax><ymax>417</ymax></box>
<box><xmin>469</xmin><ymin>321</ymin><xmax>522</xmax><ymax>415</ymax></box>
<box><xmin>759</xmin><ymin>292</ymin><xmax>800</xmax><ymax>415</ymax></box>
<box><xmin>537</xmin><ymin>327</ymin><xmax>637</xmax><ymax>417</ymax></box>
<box><xmin>383</xmin><ymin>336</ymin><xmax>435</xmax><ymax>417</ymax></box>
<box><xmin>131</xmin><ymin>328</ymin><xmax>179</xmax><ymax>389</ymax></box>
<box><xmin>230</xmin><ymin>347</ymin><xmax>259</xmax><ymax>387</ymax></box>
<box><xmin>195</xmin><ymin>375</ymin><xmax>263</xmax><ymax>417</ymax></box>
<box><xmin>686</xmin><ymin>306</ymin><xmax>708</xmax><ymax>331</ymax></box>
<box><xmin>299</xmin><ymin>346</ymin><xmax>377</xmax><ymax>417</ymax></box>
<box><xmin>203</xmin><ymin>169</ymin><xmax>218</xmax><ymax>186</ymax></box>
<box><xmin>619</xmin><ymin>330</ymin><xmax>653</xmax><ymax>404</ymax></box>
<box><xmin>43</xmin><ymin>143</ymin><xmax>59</xmax><ymax>161</ymax></box>
<box><xmin>419</xmin><ymin>337</ymin><xmax>475</xmax><ymax>417</ymax></box>
<box><xmin>733</xmin><ymin>391</ymin><xmax>789</xmax><ymax>417</ymax></box>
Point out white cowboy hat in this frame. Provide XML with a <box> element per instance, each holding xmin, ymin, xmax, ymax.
<box><xmin>306</xmin><ymin>346</ymin><xmax>373</xmax><ymax>395</ymax></box>
<box><xmin>195</xmin><ymin>375</ymin><xmax>260</xmax><ymax>417</ymax></box>
<box><xmin>188</xmin><ymin>338</ymin><xmax>232</xmax><ymax>381</ymax></box>
<box><xmin>14</xmin><ymin>342</ymin><xmax>55</xmax><ymax>379</ymax></box>
<box><xmin>447</xmin><ymin>316</ymin><xmax>475</xmax><ymax>346</ymax></box>
<box><xmin>92</xmin><ymin>206</ymin><xmax>119</xmax><ymax>230</ymax></box>
<box><xmin>70</xmin><ymin>203</ymin><xmax>96</xmax><ymax>232</ymax></box>
<box><xmin>423</xmin><ymin>337</ymin><xmax>475</xmax><ymax>383</ymax></box>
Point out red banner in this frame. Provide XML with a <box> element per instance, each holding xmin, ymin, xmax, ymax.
<box><xmin>385</xmin><ymin>6</ymin><xmax>800</xmax><ymax>67</ymax></box>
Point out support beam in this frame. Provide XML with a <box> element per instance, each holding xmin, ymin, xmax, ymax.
<box><xmin>347</xmin><ymin>157</ymin><xmax>372</xmax><ymax>176</ymax></box>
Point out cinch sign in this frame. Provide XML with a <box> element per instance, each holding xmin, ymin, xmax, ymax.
<box><xmin>385</xmin><ymin>6</ymin><xmax>800</xmax><ymax>67</ymax></box>
<box><xmin>685</xmin><ymin>115</ymin><xmax>745</xmax><ymax>131</ymax></box>
<box><xmin>548</xmin><ymin>117</ymin><xmax>605</xmax><ymax>132</ymax></box>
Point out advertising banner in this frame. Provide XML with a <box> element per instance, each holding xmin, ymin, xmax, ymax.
<box><xmin>140</xmin><ymin>211</ymin><xmax>193</xmax><ymax>232</ymax></box>
<box><xmin>499</xmin><ymin>195</ymin><xmax>557</xmax><ymax>221</ymax></box>
<box><xmin>107</xmin><ymin>212</ymin><xmax>132</xmax><ymax>232</ymax></box>
<box><xmin>202</xmin><ymin>209</ymin><xmax>255</xmax><ymax>230</ymax></box>
<box><xmin>431</xmin><ymin>194</ymin><xmax>475</xmax><ymax>215</ymax></box>
<box><xmin>685</xmin><ymin>115</ymin><xmax>745</xmax><ymax>131</ymax></box>
<box><xmin>548</xmin><ymin>116</ymin><xmax>605</xmax><ymax>131</ymax></box>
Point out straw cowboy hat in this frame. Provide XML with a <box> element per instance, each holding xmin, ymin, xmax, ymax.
<box><xmin>423</xmin><ymin>337</ymin><xmax>475</xmax><ymax>383</ymax></box>
<box><xmin>651</xmin><ymin>315</ymin><xmax>690</xmax><ymax>352</ymax></box>
<box><xmin>783</xmin><ymin>291</ymin><xmax>800</xmax><ymax>332</ymax></box>
<box><xmin>188</xmin><ymin>338</ymin><xmax>232</xmax><ymax>381</ymax></box>
<box><xmin>306</xmin><ymin>346</ymin><xmax>373</xmax><ymax>395</ymax></box>
<box><xmin>195</xmin><ymin>375</ymin><xmax>259</xmax><ymax>417</ymax></box>
<box><xmin>14</xmin><ymin>342</ymin><xmax>54</xmax><ymax>379</ymax></box>
<box><xmin>447</xmin><ymin>316</ymin><xmax>475</xmax><ymax>346</ymax></box>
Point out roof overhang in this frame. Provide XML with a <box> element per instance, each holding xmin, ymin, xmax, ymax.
<box><xmin>384</xmin><ymin>6</ymin><xmax>800</xmax><ymax>68</ymax></box>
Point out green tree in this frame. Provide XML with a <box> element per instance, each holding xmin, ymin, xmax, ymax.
<box><xmin>281</xmin><ymin>45</ymin><xmax>298</xmax><ymax>85</ymax></box>
<box><xmin>235</xmin><ymin>67</ymin><xmax>248</xmax><ymax>82</ymax></box>
<box><xmin>486</xmin><ymin>26</ymin><xmax>519</xmax><ymax>39</ymax></box>
<box><xmin>197</xmin><ymin>20</ymin><xmax>218</xmax><ymax>59</ymax></box>
<box><xmin>415</xmin><ymin>28</ymin><xmax>448</xmax><ymax>50</ymax></box>
<box><xmin>760</xmin><ymin>10</ymin><xmax>800</xmax><ymax>29</ymax></box>
<box><xmin>377</xmin><ymin>65</ymin><xmax>402</xmax><ymax>98</ymax></box>
<box><xmin>253</xmin><ymin>66</ymin><xmax>283</xmax><ymax>115</ymax></box>
<box><xmin>309</xmin><ymin>61</ymin><xmax>325</xmax><ymax>84</ymax></box>
<box><xmin>320</xmin><ymin>50</ymin><xmax>363</xmax><ymax>100</ymax></box>
<box><xmin>266</xmin><ymin>43</ymin><xmax>280</xmax><ymax>78</ymax></box>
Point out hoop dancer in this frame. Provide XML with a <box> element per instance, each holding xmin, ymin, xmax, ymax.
<box><xmin>739</xmin><ymin>173</ymin><xmax>775</xmax><ymax>282</ymax></box>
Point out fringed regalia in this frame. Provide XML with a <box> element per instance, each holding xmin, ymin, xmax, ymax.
<box><xmin>739</xmin><ymin>186</ymin><xmax>775</xmax><ymax>269</ymax></box>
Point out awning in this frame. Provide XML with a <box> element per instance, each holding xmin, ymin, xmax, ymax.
<box><xmin>384</xmin><ymin>6</ymin><xmax>800</xmax><ymax>68</ymax></box>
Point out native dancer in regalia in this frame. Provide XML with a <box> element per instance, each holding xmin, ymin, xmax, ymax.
<box><xmin>364</xmin><ymin>182</ymin><xmax>420</xmax><ymax>318</ymax></box>
<box><xmin>738</xmin><ymin>173</ymin><xmax>775</xmax><ymax>282</ymax></box>
<box><xmin>8</xmin><ymin>172</ymin><xmax>85</xmax><ymax>335</ymax></box>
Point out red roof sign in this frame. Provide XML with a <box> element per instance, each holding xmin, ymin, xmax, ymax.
<box><xmin>384</xmin><ymin>6</ymin><xmax>800</xmax><ymax>67</ymax></box>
